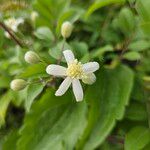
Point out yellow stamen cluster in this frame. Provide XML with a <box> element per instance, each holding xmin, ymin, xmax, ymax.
<box><xmin>66</xmin><ymin>59</ymin><xmax>84</xmax><ymax>79</ymax></box>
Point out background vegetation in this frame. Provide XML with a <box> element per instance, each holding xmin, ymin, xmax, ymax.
<box><xmin>0</xmin><ymin>0</ymin><xmax>150</xmax><ymax>149</ymax></box>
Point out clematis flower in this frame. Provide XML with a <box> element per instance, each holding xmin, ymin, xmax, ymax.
<box><xmin>46</xmin><ymin>50</ymin><xmax>99</xmax><ymax>102</ymax></box>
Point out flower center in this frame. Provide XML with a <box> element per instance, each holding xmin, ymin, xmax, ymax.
<box><xmin>66</xmin><ymin>59</ymin><xmax>84</xmax><ymax>79</ymax></box>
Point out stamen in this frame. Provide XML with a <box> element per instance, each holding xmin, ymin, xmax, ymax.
<box><xmin>66</xmin><ymin>59</ymin><xmax>84</xmax><ymax>79</ymax></box>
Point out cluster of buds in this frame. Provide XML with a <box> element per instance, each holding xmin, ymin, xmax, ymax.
<box><xmin>10</xmin><ymin>21</ymin><xmax>98</xmax><ymax>102</ymax></box>
<box><xmin>10</xmin><ymin>21</ymin><xmax>73</xmax><ymax>90</ymax></box>
<box><xmin>10</xmin><ymin>51</ymin><xmax>41</xmax><ymax>91</ymax></box>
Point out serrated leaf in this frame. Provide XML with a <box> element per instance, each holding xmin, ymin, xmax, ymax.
<box><xmin>123</xmin><ymin>51</ymin><xmax>141</xmax><ymax>61</ymax></box>
<box><xmin>125</xmin><ymin>126</ymin><xmax>150</xmax><ymax>150</ymax></box>
<box><xmin>77</xmin><ymin>65</ymin><xmax>134</xmax><ymax>150</ymax></box>
<box><xmin>17</xmin><ymin>89</ymin><xmax>87</xmax><ymax>150</ymax></box>
<box><xmin>25</xmin><ymin>83</ymin><xmax>45</xmax><ymax>112</ymax></box>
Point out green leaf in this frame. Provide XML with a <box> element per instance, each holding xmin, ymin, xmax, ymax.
<box><xmin>34</xmin><ymin>27</ymin><xmax>55</xmax><ymax>42</ymax></box>
<box><xmin>19</xmin><ymin>63</ymin><xmax>47</xmax><ymax>79</ymax></box>
<box><xmin>77</xmin><ymin>65</ymin><xmax>134</xmax><ymax>150</ymax></box>
<box><xmin>136</xmin><ymin>0</ymin><xmax>150</xmax><ymax>35</ymax></box>
<box><xmin>0</xmin><ymin>76</ymin><xmax>11</xmax><ymax>88</ymax></box>
<box><xmin>86</xmin><ymin>0</ymin><xmax>125</xmax><ymax>17</ymax></box>
<box><xmin>113</xmin><ymin>7</ymin><xmax>135</xmax><ymax>35</ymax></box>
<box><xmin>17</xmin><ymin>89</ymin><xmax>87</xmax><ymax>150</ymax></box>
<box><xmin>123</xmin><ymin>51</ymin><xmax>141</xmax><ymax>61</ymax></box>
<box><xmin>49</xmin><ymin>41</ymin><xmax>71</xmax><ymax>62</ymax></box>
<box><xmin>25</xmin><ymin>83</ymin><xmax>45</xmax><ymax>112</ymax></box>
<box><xmin>2</xmin><ymin>130</ymin><xmax>18</xmax><ymax>150</ymax></box>
<box><xmin>128</xmin><ymin>40</ymin><xmax>150</xmax><ymax>51</ymax></box>
<box><xmin>125</xmin><ymin>102</ymin><xmax>147</xmax><ymax>121</ymax></box>
<box><xmin>136</xmin><ymin>0</ymin><xmax>150</xmax><ymax>22</ymax></box>
<box><xmin>91</xmin><ymin>45</ymin><xmax>114</xmax><ymax>59</ymax></box>
<box><xmin>0</xmin><ymin>91</ymin><xmax>12</xmax><ymax>127</ymax></box>
<box><xmin>56</xmin><ymin>8</ymin><xmax>83</xmax><ymax>35</ymax></box>
<box><xmin>70</xmin><ymin>41</ymin><xmax>89</xmax><ymax>59</ymax></box>
<box><xmin>125</xmin><ymin>126</ymin><xmax>150</xmax><ymax>150</ymax></box>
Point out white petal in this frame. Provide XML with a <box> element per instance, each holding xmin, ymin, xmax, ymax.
<box><xmin>82</xmin><ymin>73</ymin><xmax>96</xmax><ymax>85</ymax></box>
<box><xmin>63</xmin><ymin>50</ymin><xmax>75</xmax><ymax>64</ymax></box>
<box><xmin>82</xmin><ymin>62</ymin><xmax>99</xmax><ymax>74</ymax></box>
<box><xmin>72</xmin><ymin>79</ymin><xmax>83</xmax><ymax>102</ymax></box>
<box><xmin>46</xmin><ymin>64</ymin><xmax>67</xmax><ymax>76</ymax></box>
<box><xmin>55</xmin><ymin>77</ymin><xmax>72</xmax><ymax>96</ymax></box>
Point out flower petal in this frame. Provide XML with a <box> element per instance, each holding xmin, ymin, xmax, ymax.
<box><xmin>63</xmin><ymin>50</ymin><xmax>75</xmax><ymax>64</ymax></box>
<box><xmin>82</xmin><ymin>62</ymin><xmax>99</xmax><ymax>73</ymax></box>
<box><xmin>46</xmin><ymin>64</ymin><xmax>66</xmax><ymax>76</ymax></box>
<box><xmin>82</xmin><ymin>73</ymin><xmax>96</xmax><ymax>85</ymax></box>
<box><xmin>72</xmin><ymin>79</ymin><xmax>83</xmax><ymax>102</ymax></box>
<box><xmin>55</xmin><ymin>77</ymin><xmax>72</xmax><ymax>96</ymax></box>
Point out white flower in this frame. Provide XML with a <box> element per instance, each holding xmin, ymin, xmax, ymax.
<box><xmin>46</xmin><ymin>50</ymin><xmax>99</xmax><ymax>102</ymax></box>
<box><xmin>4</xmin><ymin>18</ymin><xmax>24</xmax><ymax>38</ymax></box>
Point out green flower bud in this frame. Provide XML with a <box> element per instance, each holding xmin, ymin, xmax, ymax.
<box><xmin>61</xmin><ymin>21</ymin><xmax>73</xmax><ymax>38</ymax></box>
<box><xmin>10</xmin><ymin>79</ymin><xmax>27</xmax><ymax>91</ymax></box>
<box><xmin>24</xmin><ymin>51</ymin><xmax>40</xmax><ymax>64</ymax></box>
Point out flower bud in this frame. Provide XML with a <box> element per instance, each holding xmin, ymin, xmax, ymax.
<box><xmin>24</xmin><ymin>51</ymin><xmax>40</xmax><ymax>64</ymax></box>
<box><xmin>31</xmin><ymin>11</ymin><xmax>38</xmax><ymax>22</ymax></box>
<box><xmin>10</xmin><ymin>79</ymin><xmax>27</xmax><ymax>91</ymax></box>
<box><xmin>61</xmin><ymin>21</ymin><xmax>73</xmax><ymax>38</ymax></box>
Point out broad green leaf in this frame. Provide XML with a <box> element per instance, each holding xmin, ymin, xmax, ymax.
<box><xmin>34</xmin><ymin>27</ymin><xmax>55</xmax><ymax>42</ymax></box>
<box><xmin>56</xmin><ymin>8</ymin><xmax>83</xmax><ymax>35</ymax></box>
<box><xmin>91</xmin><ymin>45</ymin><xmax>114</xmax><ymax>59</ymax></box>
<box><xmin>136</xmin><ymin>0</ymin><xmax>150</xmax><ymax>22</ymax></box>
<box><xmin>49</xmin><ymin>41</ymin><xmax>71</xmax><ymax>62</ymax></box>
<box><xmin>86</xmin><ymin>0</ymin><xmax>125</xmax><ymax>17</ymax></box>
<box><xmin>140</xmin><ymin>22</ymin><xmax>150</xmax><ymax>36</ymax></box>
<box><xmin>70</xmin><ymin>41</ymin><xmax>89</xmax><ymax>59</ymax></box>
<box><xmin>0</xmin><ymin>91</ymin><xmax>12</xmax><ymax>127</ymax></box>
<box><xmin>125</xmin><ymin>102</ymin><xmax>147</xmax><ymax>121</ymax></box>
<box><xmin>128</xmin><ymin>40</ymin><xmax>150</xmax><ymax>52</ymax></box>
<box><xmin>113</xmin><ymin>7</ymin><xmax>135</xmax><ymax>35</ymax></box>
<box><xmin>77</xmin><ymin>65</ymin><xmax>134</xmax><ymax>150</ymax></box>
<box><xmin>0</xmin><ymin>76</ymin><xmax>11</xmax><ymax>88</ymax></box>
<box><xmin>25</xmin><ymin>83</ymin><xmax>45</xmax><ymax>112</ymax></box>
<box><xmin>123</xmin><ymin>51</ymin><xmax>141</xmax><ymax>61</ymax></box>
<box><xmin>125</xmin><ymin>126</ymin><xmax>150</xmax><ymax>150</ymax></box>
<box><xmin>19</xmin><ymin>63</ymin><xmax>47</xmax><ymax>79</ymax></box>
<box><xmin>17</xmin><ymin>89</ymin><xmax>87</xmax><ymax>150</ymax></box>
<box><xmin>136</xmin><ymin>0</ymin><xmax>150</xmax><ymax>35</ymax></box>
<box><xmin>2</xmin><ymin>130</ymin><xmax>18</xmax><ymax>150</ymax></box>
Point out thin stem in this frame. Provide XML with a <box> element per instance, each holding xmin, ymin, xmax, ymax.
<box><xmin>57</xmin><ymin>38</ymin><xmax>66</xmax><ymax>65</ymax></box>
<box><xmin>107</xmin><ymin>135</ymin><xmax>124</xmax><ymax>145</ymax></box>
<box><xmin>0</xmin><ymin>21</ymin><xmax>24</xmax><ymax>48</ymax></box>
